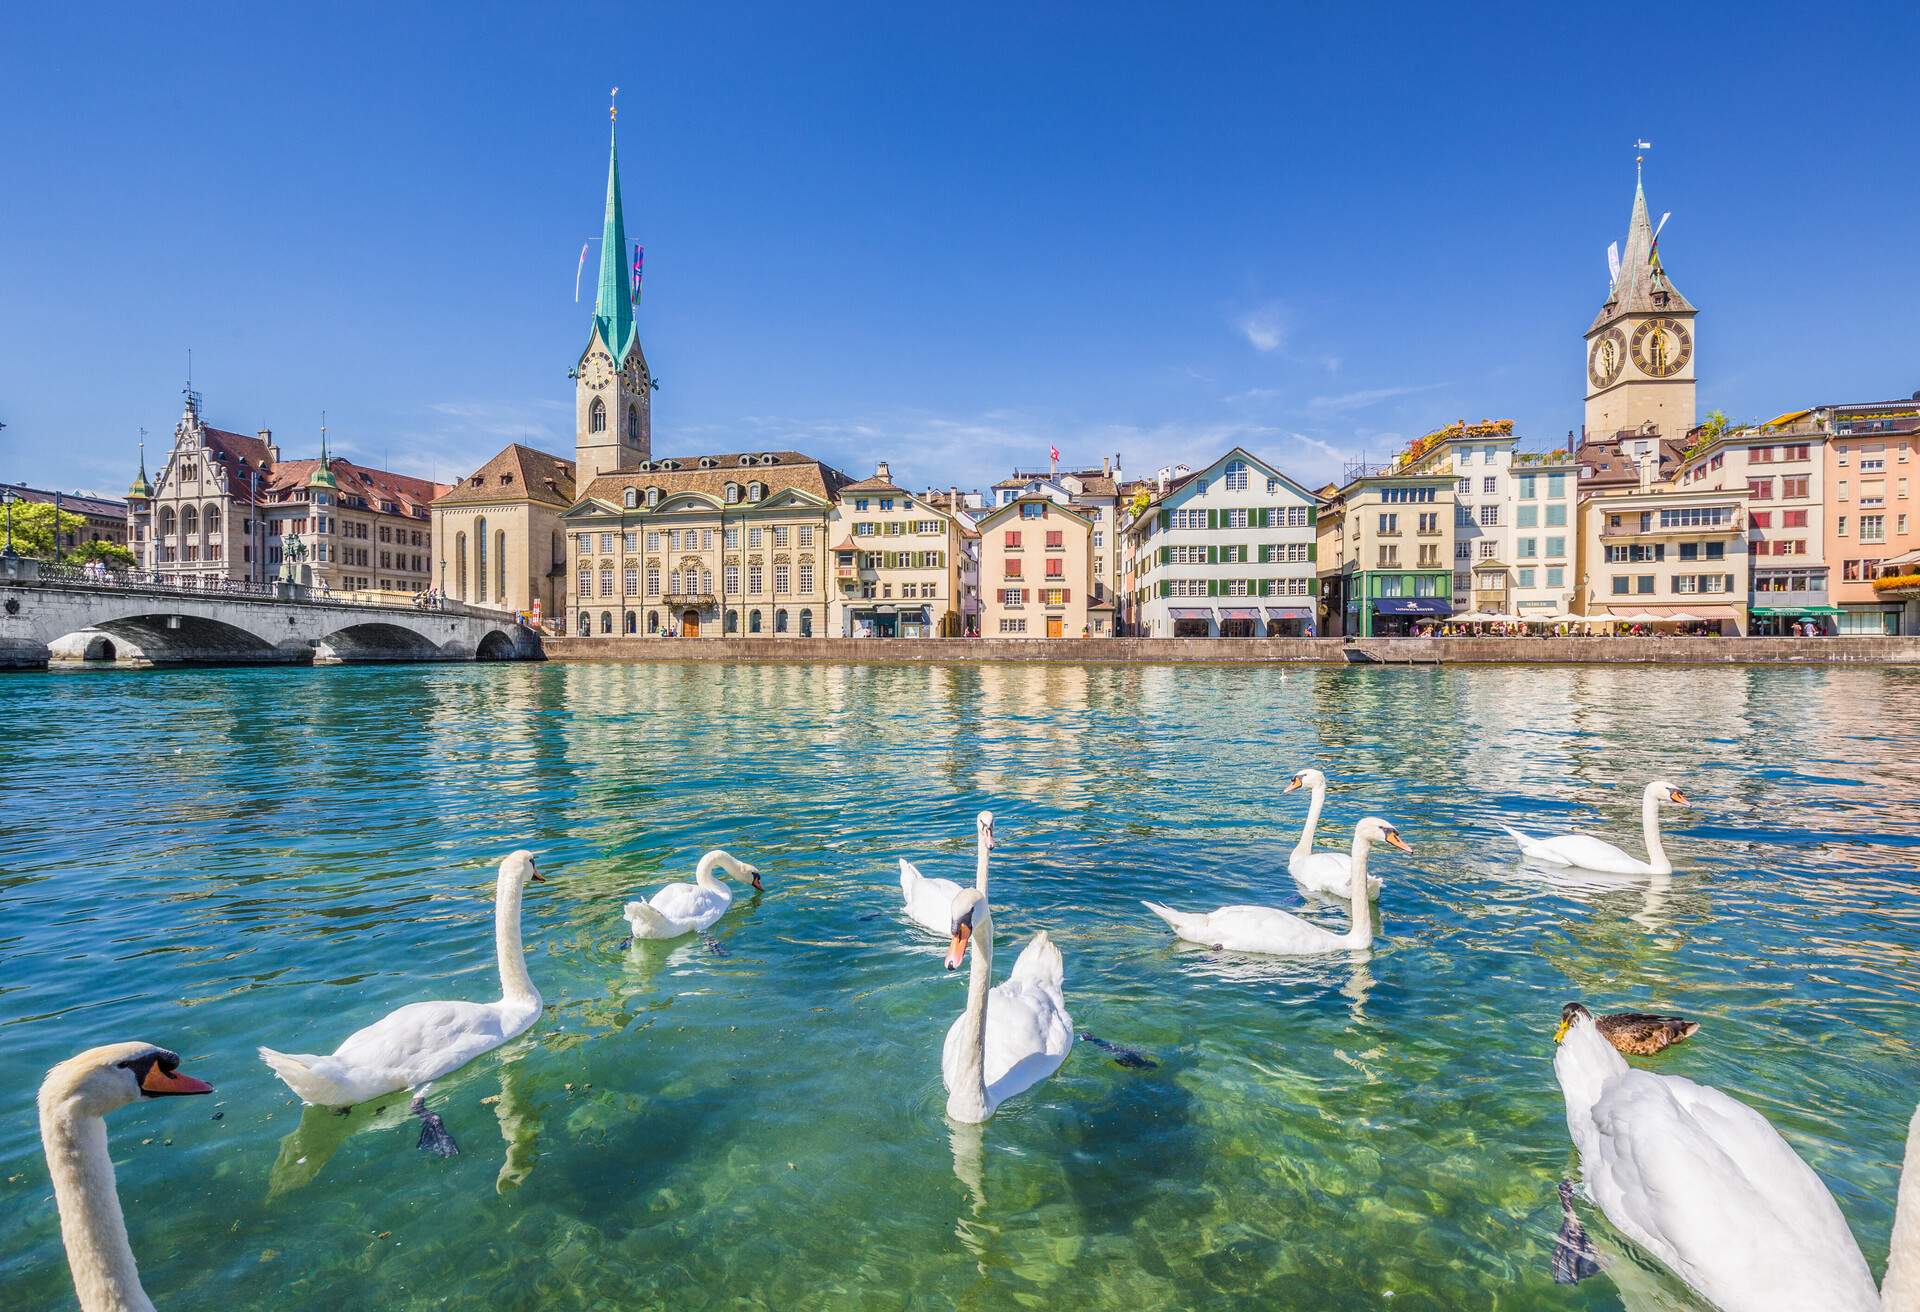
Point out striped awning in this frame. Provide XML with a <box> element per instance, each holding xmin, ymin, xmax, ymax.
<box><xmin>1167</xmin><ymin>607</ymin><xmax>1214</xmax><ymax>620</ymax></box>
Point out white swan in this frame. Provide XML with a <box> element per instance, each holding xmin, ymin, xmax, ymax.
<box><xmin>624</xmin><ymin>850</ymin><xmax>762</xmax><ymax>939</ymax></box>
<box><xmin>1284</xmin><ymin>768</ymin><xmax>1381</xmax><ymax>900</ymax></box>
<box><xmin>901</xmin><ymin>811</ymin><xmax>993</xmax><ymax>935</ymax></box>
<box><xmin>259</xmin><ymin>851</ymin><xmax>546</xmax><ymax>1108</ymax></box>
<box><xmin>940</xmin><ymin>886</ymin><xmax>1072</xmax><ymax>1123</ymax></box>
<box><xmin>1555</xmin><ymin>1002</ymin><xmax>1920</xmax><ymax>1312</ymax></box>
<box><xmin>38</xmin><ymin>1042</ymin><xmax>213</xmax><ymax>1312</ymax></box>
<box><xmin>1143</xmin><ymin>816</ymin><xmax>1408</xmax><ymax>955</ymax></box>
<box><xmin>1503</xmin><ymin>780</ymin><xmax>1688</xmax><ymax>875</ymax></box>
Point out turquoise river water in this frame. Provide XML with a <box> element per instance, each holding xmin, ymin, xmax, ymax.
<box><xmin>1</xmin><ymin>661</ymin><xmax>1916</xmax><ymax>1310</ymax></box>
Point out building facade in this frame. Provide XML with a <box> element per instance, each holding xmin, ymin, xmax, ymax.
<box><xmin>431</xmin><ymin>444</ymin><xmax>577</xmax><ymax>619</ymax></box>
<box><xmin>1317</xmin><ymin>471</ymin><xmax>1457</xmax><ymax>636</ymax></box>
<box><xmin>1122</xmin><ymin>449</ymin><xmax>1323</xmax><ymax>637</ymax></box>
<box><xmin>1397</xmin><ymin>421</ymin><xmax>1578</xmax><ymax>618</ymax></box>
<box><xmin>989</xmin><ymin>460</ymin><xmax>1120</xmax><ymax>635</ymax></box>
<box><xmin>0</xmin><ymin>482</ymin><xmax>129</xmax><ymax>555</ymax></box>
<box><xmin>563</xmin><ymin>452</ymin><xmax>845</xmax><ymax>638</ymax></box>
<box><xmin>977</xmin><ymin>494</ymin><xmax>1094</xmax><ymax>638</ymax></box>
<box><xmin>1822</xmin><ymin>394</ymin><xmax>1920</xmax><ymax>634</ymax></box>
<box><xmin>129</xmin><ymin>396</ymin><xmax>443</xmax><ymax>594</ymax></box>
<box><xmin>1675</xmin><ymin>422</ymin><xmax>1831</xmax><ymax>634</ymax></box>
<box><xmin>1575</xmin><ymin>476</ymin><xmax>1750</xmax><ymax>633</ymax></box>
<box><xmin>827</xmin><ymin>463</ymin><xmax>963</xmax><ymax>637</ymax></box>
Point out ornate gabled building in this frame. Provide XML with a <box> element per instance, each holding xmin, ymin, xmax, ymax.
<box><xmin>1584</xmin><ymin>160</ymin><xmax>1697</xmax><ymax>443</ymax></box>
<box><xmin>562</xmin><ymin>451</ymin><xmax>849</xmax><ymax>638</ymax></box>
<box><xmin>572</xmin><ymin>105</ymin><xmax>653</xmax><ymax>484</ymax></box>
<box><xmin>128</xmin><ymin>394</ymin><xmax>444</xmax><ymax>593</ymax></box>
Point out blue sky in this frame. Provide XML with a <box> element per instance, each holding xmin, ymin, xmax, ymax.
<box><xmin>3</xmin><ymin>4</ymin><xmax>1916</xmax><ymax>498</ymax></box>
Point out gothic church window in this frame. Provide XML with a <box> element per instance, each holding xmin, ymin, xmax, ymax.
<box><xmin>626</xmin><ymin>404</ymin><xmax>639</xmax><ymax>441</ymax></box>
<box><xmin>590</xmin><ymin>398</ymin><xmax>607</xmax><ymax>433</ymax></box>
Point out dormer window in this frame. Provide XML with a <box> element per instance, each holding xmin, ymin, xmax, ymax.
<box><xmin>636</xmin><ymin>459</ymin><xmax>652</xmax><ymax>472</ymax></box>
<box><xmin>759</xmin><ymin>454</ymin><xmax>776</xmax><ymax>466</ymax></box>
<box><xmin>623</xmin><ymin>488</ymin><xmax>639</xmax><ymax>509</ymax></box>
<box><xmin>738</xmin><ymin>455</ymin><xmax>753</xmax><ymax>466</ymax></box>
<box><xmin>725</xmin><ymin>483</ymin><xmax>741</xmax><ymax>503</ymax></box>
<box><xmin>748</xmin><ymin>481</ymin><xmax>765</xmax><ymax>501</ymax></box>
<box><xmin>646</xmin><ymin>488</ymin><xmax>661</xmax><ymax>508</ymax></box>
<box><xmin>699</xmin><ymin>457</ymin><xmax>717</xmax><ymax>469</ymax></box>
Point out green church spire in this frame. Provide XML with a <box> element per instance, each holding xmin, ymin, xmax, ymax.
<box><xmin>308</xmin><ymin>416</ymin><xmax>337</xmax><ymax>491</ymax></box>
<box><xmin>592</xmin><ymin>96</ymin><xmax>637</xmax><ymax>363</ymax></box>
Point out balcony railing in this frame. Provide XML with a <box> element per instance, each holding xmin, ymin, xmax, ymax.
<box><xmin>1601</xmin><ymin>512</ymin><xmax>1742</xmax><ymax>538</ymax></box>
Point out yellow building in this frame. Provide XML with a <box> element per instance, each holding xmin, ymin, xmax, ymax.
<box><xmin>827</xmin><ymin>462</ymin><xmax>963</xmax><ymax>637</ymax></box>
<box><xmin>977</xmin><ymin>493</ymin><xmax>1095</xmax><ymax>638</ymax></box>
<box><xmin>431</xmin><ymin>444</ymin><xmax>576</xmax><ymax>619</ymax></box>
<box><xmin>563</xmin><ymin>452</ymin><xmax>846</xmax><ymax>638</ymax></box>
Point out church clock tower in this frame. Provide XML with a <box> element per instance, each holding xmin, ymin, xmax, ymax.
<box><xmin>1584</xmin><ymin>160</ymin><xmax>1696</xmax><ymax>441</ymax></box>
<box><xmin>575</xmin><ymin>103</ymin><xmax>652</xmax><ymax>484</ymax></box>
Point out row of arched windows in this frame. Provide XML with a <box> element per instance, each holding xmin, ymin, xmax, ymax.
<box><xmin>579</xmin><ymin>608</ymin><xmax>813</xmax><ymax>637</ymax></box>
<box><xmin>156</xmin><ymin>503</ymin><xmax>222</xmax><ymax>538</ymax></box>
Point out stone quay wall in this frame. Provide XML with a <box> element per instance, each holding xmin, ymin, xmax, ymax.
<box><xmin>541</xmin><ymin>635</ymin><xmax>1920</xmax><ymax>666</ymax></box>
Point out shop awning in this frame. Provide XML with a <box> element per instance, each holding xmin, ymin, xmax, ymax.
<box><xmin>1750</xmin><ymin>605</ymin><xmax>1843</xmax><ymax>616</ymax></box>
<box><xmin>1220</xmin><ymin>607</ymin><xmax>1260</xmax><ymax>620</ymax></box>
<box><xmin>1263</xmin><ymin>607</ymin><xmax>1313</xmax><ymax>620</ymax></box>
<box><xmin>1167</xmin><ymin>607</ymin><xmax>1214</xmax><ymax>620</ymax></box>
<box><xmin>1604</xmin><ymin>604</ymin><xmax>1740</xmax><ymax>619</ymax></box>
<box><xmin>1374</xmin><ymin>598</ymin><xmax>1451</xmax><ymax>616</ymax></box>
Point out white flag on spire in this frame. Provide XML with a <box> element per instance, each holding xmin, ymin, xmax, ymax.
<box><xmin>1607</xmin><ymin>241</ymin><xmax>1620</xmax><ymax>285</ymax></box>
<box><xmin>574</xmin><ymin>242</ymin><xmax>589</xmax><ymax>302</ymax></box>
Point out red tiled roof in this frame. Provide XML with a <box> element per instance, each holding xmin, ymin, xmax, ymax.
<box><xmin>264</xmin><ymin>457</ymin><xmax>449</xmax><ymax>514</ymax></box>
<box><xmin>437</xmin><ymin>443</ymin><xmax>577</xmax><ymax>507</ymax></box>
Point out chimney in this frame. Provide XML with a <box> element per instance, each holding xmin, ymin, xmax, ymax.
<box><xmin>1156</xmin><ymin>468</ymin><xmax>1169</xmax><ymax>494</ymax></box>
<box><xmin>949</xmin><ymin>484</ymin><xmax>959</xmax><ymax>509</ymax></box>
<box><xmin>1637</xmin><ymin>453</ymin><xmax>1655</xmax><ymax>491</ymax></box>
<box><xmin>259</xmin><ymin>428</ymin><xmax>279</xmax><ymax>464</ymax></box>
<box><xmin>875</xmin><ymin>460</ymin><xmax>891</xmax><ymax>482</ymax></box>
<box><xmin>1102</xmin><ymin>455</ymin><xmax>1111</xmax><ymax>476</ymax></box>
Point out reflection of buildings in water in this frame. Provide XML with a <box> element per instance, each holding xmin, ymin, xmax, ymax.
<box><xmin>971</xmin><ymin>662</ymin><xmax>1096</xmax><ymax>809</ymax></box>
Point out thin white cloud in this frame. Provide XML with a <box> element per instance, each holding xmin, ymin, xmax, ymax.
<box><xmin>1235</xmin><ymin>304</ymin><xmax>1290</xmax><ymax>353</ymax></box>
<box><xmin>1307</xmin><ymin>382</ymin><xmax>1448</xmax><ymax>413</ymax></box>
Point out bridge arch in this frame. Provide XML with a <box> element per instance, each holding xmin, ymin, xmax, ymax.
<box><xmin>87</xmin><ymin>612</ymin><xmax>296</xmax><ymax>665</ymax></box>
<box><xmin>475</xmin><ymin>629</ymin><xmax>518</xmax><ymax>661</ymax></box>
<box><xmin>315</xmin><ymin>621</ymin><xmax>446</xmax><ymax>663</ymax></box>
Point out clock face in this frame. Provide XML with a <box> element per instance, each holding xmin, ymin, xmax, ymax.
<box><xmin>622</xmin><ymin>356</ymin><xmax>646</xmax><ymax>392</ymax></box>
<box><xmin>1630</xmin><ymin>317</ymin><xmax>1693</xmax><ymax>379</ymax></box>
<box><xmin>581</xmin><ymin>352</ymin><xmax>613</xmax><ymax>390</ymax></box>
<box><xmin>1588</xmin><ymin>328</ymin><xmax>1626</xmax><ymax>390</ymax></box>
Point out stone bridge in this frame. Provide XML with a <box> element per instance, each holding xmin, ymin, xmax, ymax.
<box><xmin>0</xmin><ymin>559</ymin><xmax>543</xmax><ymax>669</ymax></box>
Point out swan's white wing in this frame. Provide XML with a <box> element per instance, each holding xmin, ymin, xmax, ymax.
<box><xmin>649</xmin><ymin>882</ymin><xmax>729</xmax><ymax>929</ymax></box>
<box><xmin>981</xmin><ymin>980</ymin><xmax>1072</xmax><ymax>1107</ymax></box>
<box><xmin>1190</xmin><ymin>904</ymin><xmax>1343</xmax><ymax>955</ymax></box>
<box><xmin>1289</xmin><ymin>850</ymin><xmax>1379</xmax><ymax>899</ymax></box>
<box><xmin>320</xmin><ymin>999</ymin><xmax>524</xmax><ymax>1099</ymax></box>
<box><xmin>1583</xmin><ymin>1069</ymin><xmax>1878</xmax><ymax>1312</ymax></box>
<box><xmin>904</xmin><ymin>868</ymin><xmax>965</xmax><ymax>934</ymax></box>
<box><xmin>1524</xmin><ymin>832</ymin><xmax>1647</xmax><ymax>874</ymax></box>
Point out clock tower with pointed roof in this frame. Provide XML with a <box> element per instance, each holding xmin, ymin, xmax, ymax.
<box><xmin>575</xmin><ymin>100</ymin><xmax>653</xmax><ymax>484</ymax></box>
<box><xmin>1584</xmin><ymin>160</ymin><xmax>1697</xmax><ymax>441</ymax></box>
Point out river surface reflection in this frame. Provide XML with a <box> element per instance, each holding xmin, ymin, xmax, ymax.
<box><xmin>1</xmin><ymin>661</ymin><xmax>1915</xmax><ymax>1309</ymax></box>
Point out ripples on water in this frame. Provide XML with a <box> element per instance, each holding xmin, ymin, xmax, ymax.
<box><xmin>1</xmin><ymin>662</ymin><xmax>1916</xmax><ymax>1310</ymax></box>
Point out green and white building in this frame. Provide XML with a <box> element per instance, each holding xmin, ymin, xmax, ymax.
<box><xmin>1121</xmin><ymin>449</ymin><xmax>1325</xmax><ymax>637</ymax></box>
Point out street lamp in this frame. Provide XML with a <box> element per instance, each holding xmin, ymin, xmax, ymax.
<box><xmin>2</xmin><ymin>487</ymin><xmax>15</xmax><ymax>557</ymax></box>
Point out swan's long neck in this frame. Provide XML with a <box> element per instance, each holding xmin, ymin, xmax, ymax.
<box><xmin>950</xmin><ymin>910</ymin><xmax>994</xmax><ymax>1121</ymax></box>
<box><xmin>1640</xmin><ymin>785</ymin><xmax>1671</xmax><ymax>874</ymax></box>
<box><xmin>694</xmin><ymin>853</ymin><xmax>731</xmax><ymax>898</ymax></box>
<box><xmin>39</xmin><ymin>1100</ymin><xmax>151</xmax><ymax>1312</ymax></box>
<box><xmin>1342</xmin><ymin>833</ymin><xmax>1373</xmax><ymax>947</ymax></box>
<box><xmin>494</xmin><ymin>872</ymin><xmax>538</xmax><ymax>1008</ymax></box>
<box><xmin>1554</xmin><ymin>1018</ymin><xmax>1628</xmax><ymax>1158</ymax></box>
<box><xmin>1883</xmin><ymin>1105</ymin><xmax>1920</xmax><ymax>1308</ymax></box>
<box><xmin>1294</xmin><ymin>780</ymin><xmax>1326</xmax><ymax>861</ymax></box>
<box><xmin>974</xmin><ymin>834</ymin><xmax>989</xmax><ymax>893</ymax></box>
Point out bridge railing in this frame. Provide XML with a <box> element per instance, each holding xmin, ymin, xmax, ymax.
<box><xmin>20</xmin><ymin>563</ymin><xmax>523</xmax><ymax>623</ymax></box>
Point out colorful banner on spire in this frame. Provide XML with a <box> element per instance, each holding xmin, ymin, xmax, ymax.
<box><xmin>631</xmin><ymin>243</ymin><xmax>644</xmax><ymax>305</ymax></box>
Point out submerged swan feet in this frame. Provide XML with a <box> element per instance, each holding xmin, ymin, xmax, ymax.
<box><xmin>412</xmin><ymin>1096</ymin><xmax>459</xmax><ymax>1158</ymax></box>
<box><xmin>1550</xmin><ymin>1179</ymin><xmax>1600</xmax><ymax>1284</ymax></box>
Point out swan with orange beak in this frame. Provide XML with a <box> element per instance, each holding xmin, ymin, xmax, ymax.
<box><xmin>1502</xmin><ymin>780</ymin><xmax>1689</xmax><ymax>876</ymax></box>
<box><xmin>939</xmin><ymin>887</ymin><xmax>1073</xmax><ymax>1124</ymax></box>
